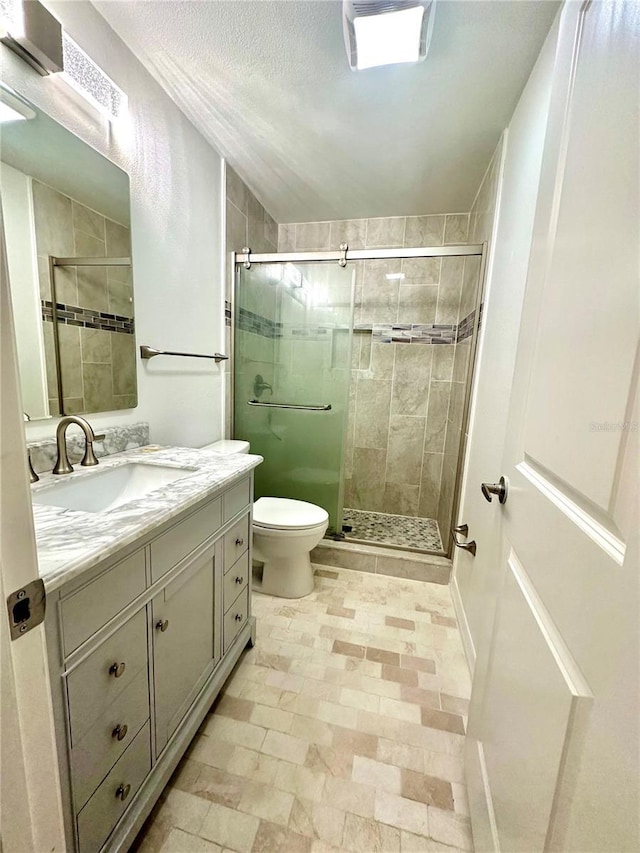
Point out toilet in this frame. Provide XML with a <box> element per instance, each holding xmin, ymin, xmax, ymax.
<box><xmin>199</xmin><ymin>440</ymin><xmax>328</xmax><ymax>598</ymax></box>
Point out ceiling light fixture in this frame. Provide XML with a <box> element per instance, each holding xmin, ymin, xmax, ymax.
<box><xmin>343</xmin><ymin>0</ymin><xmax>436</xmax><ymax>71</ymax></box>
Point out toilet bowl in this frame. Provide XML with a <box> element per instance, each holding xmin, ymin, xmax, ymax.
<box><xmin>253</xmin><ymin>497</ymin><xmax>328</xmax><ymax>598</ymax></box>
<box><xmin>199</xmin><ymin>440</ymin><xmax>328</xmax><ymax>598</ymax></box>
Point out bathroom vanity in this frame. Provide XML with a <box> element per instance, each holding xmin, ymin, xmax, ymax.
<box><xmin>32</xmin><ymin>447</ymin><xmax>262</xmax><ymax>853</ymax></box>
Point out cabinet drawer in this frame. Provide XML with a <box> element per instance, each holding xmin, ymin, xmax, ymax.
<box><xmin>224</xmin><ymin>552</ymin><xmax>249</xmax><ymax>611</ymax></box>
<box><xmin>224</xmin><ymin>588</ymin><xmax>249</xmax><ymax>653</ymax></box>
<box><xmin>71</xmin><ymin>669</ymin><xmax>149</xmax><ymax>812</ymax></box>
<box><xmin>223</xmin><ymin>477</ymin><xmax>251</xmax><ymax>522</ymax></box>
<box><xmin>150</xmin><ymin>498</ymin><xmax>221</xmax><ymax>582</ymax></box>
<box><xmin>61</xmin><ymin>549</ymin><xmax>146</xmax><ymax>657</ymax></box>
<box><xmin>67</xmin><ymin>609</ymin><xmax>147</xmax><ymax>746</ymax></box>
<box><xmin>76</xmin><ymin>721</ymin><xmax>151</xmax><ymax>853</ymax></box>
<box><xmin>223</xmin><ymin>516</ymin><xmax>250</xmax><ymax>573</ymax></box>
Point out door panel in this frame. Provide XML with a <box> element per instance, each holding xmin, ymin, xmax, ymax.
<box><xmin>482</xmin><ymin>550</ymin><xmax>591</xmax><ymax>853</ymax></box>
<box><xmin>466</xmin><ymin>3</ymin><xmax>639</xmax><ymax>851</ymax></box>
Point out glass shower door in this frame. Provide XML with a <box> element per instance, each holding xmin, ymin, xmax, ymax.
<box><xmin>234</xmin><ymin>261</ymin><xmax>354</xmax><ymax>534</ymax></box>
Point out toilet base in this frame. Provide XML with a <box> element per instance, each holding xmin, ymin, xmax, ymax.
<box><xmin>260</xmin><ymin>553</ymin><xmax>315</xmax><ymax>598</ymax></box>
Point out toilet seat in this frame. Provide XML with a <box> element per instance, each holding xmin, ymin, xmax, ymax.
<box><xmin>253</xmin><ymin>497</ymin><xmax>328</xmax><ymax>531</ymax></box>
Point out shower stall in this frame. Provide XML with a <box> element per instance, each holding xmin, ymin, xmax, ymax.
<box><xmin>232</xmin><ymin>243</ymin><xmax>485</xmax><ymax>557</ymax></box>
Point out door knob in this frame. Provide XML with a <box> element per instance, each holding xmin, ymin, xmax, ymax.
<box><xmin>451</xmin><ymin>524</ymin><xmax>477</xmax><ymax>556</ymax></box>
<box><xmin>481</xmin><ymin>476</ymin><xmax>508</xmax><ymax>504</ymax></box>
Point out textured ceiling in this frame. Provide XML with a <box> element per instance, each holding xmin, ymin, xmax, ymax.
<box><xmin>94</xmin><ymin>0</ymin><xmax>559</xmax><ymax>222</ymax></box>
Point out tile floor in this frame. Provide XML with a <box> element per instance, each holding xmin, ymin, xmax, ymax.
<box><xmin>133</xmin><ymin>566</ymin><xmax>473</xmax><ymax>853</ymax></box>
<box><xmin>343</xmin><ymin>509</ymin><xmax>443</xmax><ymax>553</ymax></box>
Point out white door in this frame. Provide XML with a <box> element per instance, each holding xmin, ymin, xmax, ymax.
<box><xmin>0</xmin><ymin>198</ymin><xmax>66</xmax><ymax>848</ymax></box>
<box><xmin>465</xmin><ymin>3</ymin><xmax>639</xmax><ymax>852</ymax></box>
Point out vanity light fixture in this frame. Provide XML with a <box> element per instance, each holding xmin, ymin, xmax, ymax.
<box><xmin>343</xmin><ymin>0</ymin><xmax>436</xmax><ymax>71</ymax></box>
<box><xmin>0</xmin><ymin>0</ymin><xmax>63</xmax><ymax>75</ymax></box>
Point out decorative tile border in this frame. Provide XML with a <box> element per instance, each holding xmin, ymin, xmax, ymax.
<box><xmin>42</xmin><ymin>300</ymin><xmax>134</xmax><ymax>335</ymax></box>
<box><xmin>236</xmin><ymin>305</ymin><xmax>482</xmax><ymax>345</ymax></box>
<box><xmin>225</xmin><ymin>300</ymin><xmax>232</xmax><ymax>327</ymax></box>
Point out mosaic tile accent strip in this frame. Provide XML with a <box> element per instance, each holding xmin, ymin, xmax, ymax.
<box><xmin>237</xmin><ymin>305</ymin><xmax>482</xmax><ymax>344</ymax></box>
<box><xmin>42</xmin><ymin>300</ymin><xmax>134</xmax><ymax>334</ymax></box>
<box><xmin>343</xmin><ymin>508</ymin><xmax>443</xmax><ymax>552</ymax></box>
<box><xmin>225</xmin><ymin>300</ymin><xmax>232</xmax><ymax>327</ymax></box>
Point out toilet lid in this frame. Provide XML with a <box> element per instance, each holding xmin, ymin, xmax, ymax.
<box><xmin>253</xmin><ymin>497</ymin><xmax>329</xmax><ymax>530</ymax></box>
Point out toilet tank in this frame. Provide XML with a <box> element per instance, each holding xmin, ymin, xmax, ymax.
<box><xmin>198</xmin><ymin>439</ymin><xmax>250</xmax><ymax>455</ymax></box>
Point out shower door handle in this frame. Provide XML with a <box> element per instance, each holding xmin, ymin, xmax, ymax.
<box><xmin>451</xmin><ymin>524</ymin><xmax>477</xmax><ymax>557</ymax></box>
<box><xmin>247</xmin><ymin>400</ymin><xmax>332</xmax><ymax>411</ymax></box>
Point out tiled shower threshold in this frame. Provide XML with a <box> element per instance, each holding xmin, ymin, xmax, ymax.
<box><xmin>341</xmin><ymin>508</ymin><xmax>444</xmax><ymax>555</ymax></box>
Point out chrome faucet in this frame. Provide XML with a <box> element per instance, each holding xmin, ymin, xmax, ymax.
<box><xmin>53</xmin><ymin>416</ymin><xmax>106</xmax><ymax>475</ymax></box>
<box><xmin>23</xmin><ymin>412</ymin><xmax>39</xmax><ymax>483</ymax></box>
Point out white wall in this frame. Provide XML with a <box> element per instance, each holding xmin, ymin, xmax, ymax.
<box><xmin>0</xmin><ymin>164</ymin><xmax>48</xmax><ymax>419</ymax></box>
<box><xmin>1</xmin><ymin>0</ymin><xmax>225</xmax><ymax>448</ymax></box>
<box><xmin>450</xmin><ymin>12</ymin><xmax>560</xmax><ymax>668</ymax></box>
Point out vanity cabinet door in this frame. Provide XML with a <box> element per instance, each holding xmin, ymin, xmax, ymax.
<box><xmin>152</xmin><ymin>548</ymin><xmax>217</xmax><ymax>755</ymax></box>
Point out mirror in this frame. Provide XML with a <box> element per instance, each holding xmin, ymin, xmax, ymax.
<box><xmin>0</xmin><ymin>86</ymin><xmax>137</xmax><ymax>419</ymax></box>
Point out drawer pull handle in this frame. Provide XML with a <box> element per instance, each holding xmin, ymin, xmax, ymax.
<box><xmin>235</xmin><ymin>537</ymin><xmax>244</xmax><ymax>546</ymax></box>
<box><xmin>112</xmin><ymin>724</ymin><xmax>128</xmax><ymax>742</ymax></box>
<box><xmin>235</xmin><ymin>576</ymin><xmax>244</xmax><ymax>584</ymax></box>
<box><xmin>115</xmin><ymin>783</ymin><xmax>131</xmax><ymax>802</ymax></box>
<box><xmin>109</xmin><ymin>662</ymin><xmax>126</xmax><ymax>678</ymax></box>
<box><xmin>156</xmin><ymin>619</ymin><xmax>169</xmax><ymax>632</ymax></box>
<box><xmin>234</xmin><ymin>613</ymin><xmax>243</xmax><ymax>622</ymax></box>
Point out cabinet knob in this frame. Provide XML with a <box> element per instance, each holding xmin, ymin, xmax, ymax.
<box><xmin>115</xmin><ymin>783</ymin><xmax>131</xmax><ymax>802</ymax></box>
<box><xmin>235</xmin><ymin>537</ymin><xmax>244</xmax><ymax>546</ymax></box>
<box><xmin>235</xmin><ymin>576</ymin><xmax>243</xmax><ymax>584</ymax></box>
<box><xmin>112</xmin><ymin>724</ymin><xmax>128</xmax><ymax>742</ymax></box>
<box><xmin>109</xmin><ymin>661</ymin><xmax>126</xmax><ymax>678</ymax></box>
<box><xmin>155</xmin><ymin>618</ymin><xmax>169</xmax><ymax>632</ymax></box>
<box><xmin>234</xmin><ymin>613</ymin><xmax>243</xmax><ymax>622</ymax></box>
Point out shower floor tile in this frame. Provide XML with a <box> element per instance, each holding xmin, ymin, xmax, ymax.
<box><xmin>343</xmin><ymin>508</ymin><xmax>443</xmax><ymax>552</ymax></box>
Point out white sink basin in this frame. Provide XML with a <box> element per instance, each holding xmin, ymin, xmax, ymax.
<box><xmin>32</xmin><ymin>463</ymin><xmax>197</xmax><ymax>513</ymax></box>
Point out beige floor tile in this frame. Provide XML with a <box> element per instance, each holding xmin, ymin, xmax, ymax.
<box><xmin>316</xmin><ymin>700</ymin><xmax>358</xmax><ymax>729</ymax></box>
<box><xmin>400</xmin><ymin>768</ymin><xmax>454</xmax><ymax>811</ymax></box>
<box><xmin>154</xmin><ymin>789</ymin><xmax>211</xmax><ymax>837</ymax></box>
<box><xmin>189</xmin><ymin>735</ymin><xmax>235</xmax><ymax>770</ymax></box>
<box><xmin>250</xmin><ymin>703</ymin><xmax>294</xmax><ymax>733</ymax></box>
<box><xmin>377</xmin><ymin>738</ymin><xmax>424</xmax><ymax>773</ymax></box>
<box><xmin>199</xmin><ymin>802</ymin><xmax>259</xmax><ymax>852</ymax></box>
<box><xmin>188</xmin><ymin>765</ymin><xmax>245</xmax><ymax>808</ymax></box>
<box><xmin>342</xmin><ymin>813</ymin><xmax>401</xmax><ymax>852</ymax></box>
<box><xmin>352</xmin><ymin>755</ymin><xmax>402</xmax><ymax>793</ymax></box>
<box><xmin>159</xmin><ymin>827</ymin><xmax>222</xmax><ymax>852</ymax></box>
<box><xmin>428</xmin><ymin>807</ymin><xmax>474</xmax><ymax>850</ymax></box>
<box><xmin>400</xmin><ymin>830</ymin><xmax>463</xmax><ymax>851</ymax></box>
<box><xmin>289</xmin><ymin>798</ymin><xmax>346</xmax><ymax>847</ymax></box>
<box><xmin>274</xmin><ymin>761</ymin><xmax>327</xmax><ymax>802</ymax></box>
<box><xmin>252</xmin><ymin>820</ymin><xmax>313</xmax><ymax>853</ymax></box>
<box><xmin>331</xmin><ymin>726</ymin><xmax>379</xmax><ymax>759</ymax></box>
<box><xmin>261</xmin><ymin>729</ymin><xmax>309</xmax><ymax>765</ymax></box>
<box><xmin>291</xmin><ymin>714</ymin><xmax>334</xmax><ymax>746</ymax></box>
<box><xmin>237</xmin><ymin>780</ymin><xmax>294</xmax><ymax>826</ymax></box>
<box><xmin>305</xmin><ymin>744</ymin><xmax>354</xmax><ymax>779</ymax></box>
<box><xmin>340</xmin><ymin>687</ymin><xmax>380</xmax><ymax>713</ymax></box>
<box><xmin>204</xmin><ymin>716</ymin><xmax>267</xmax><ymax>751</ymax></box>
<box><xmin>374</xmin><ymin>790</ymin><xmax>430</xmax><ymax>836</ymax></box>
<box><xmin>324</xmin><ymin>776</ymin><xmax>375</xmax><ymax>818</ymax></box>
<box><xmin>379</xmin><ymin>697</ymin><xmax>422</xmax><ymax>724</ymax></box>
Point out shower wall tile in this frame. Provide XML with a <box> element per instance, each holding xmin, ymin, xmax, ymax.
<box><xmin>424</xmin><ymin>381</ymin><xmax>451</xmax><ymax>454</ymax></box>
<box><xmin>432</xmin><ymin>346</ymin><xmax>455</xmax><ymax>382</ymax></box>
<box><xmin>444</xmin><ymin>214</ymin><xmax>470</xmax><ymax>245</ymax></box>
<box><xmin>295</xmin><ymin>221</ymin><xmax>331</xmax><ymax>250</ymax></box>
<box><xmin>436</xmin><ymin>257</ymin><xmax>465</xmax><ymax>324</ymax></box>
<box><xmin>383</xmin><ymin>483</ymin><xmax>420</xmax><ymax>516</ymax></box>
<box><xmin>278</xmin><ymin>223</ymin><xmax>296</xmax><ymax>252</ymax></box>
<box><xmin>401</xmin><ymin>256</ymin><xmax>441</xmax><ymax>284</ymax></box>
<box><xmin>397</xmin><ymin>284</ymin><xmax>438</xmax><ymax>324</ymax></box>
<box><xmin>351</xmin><ymin>447</ymin><xmax>387</xmax><ymax>512</ymax></box>
<box><xmin>403</xmin><ymin>215</ymin><xmax>445</xmax><ymax>248</ymax></box>
<box><xmin>355</xmin><ymin>379</ymin><xmax>392</xmax><ymax>448</ymax></box>
<box><xmin>386</xmin><ymin>415</ymin><xmax>425</xmax><ymax>486</ymax></box>
<box><xmin>72</xmin><ymin>200</ymin><xmax>103</xmax><ymax>240</ymax></box>
<box><xmin>329</xmin><ymin>219</ymin><xmax>367</xmax><ymax>250</ymax></box>
<box><xmin>105</xmin><ymin>219</ymin><xmax>130</xmax><ymax>257</ymax></box>
<box><xmin>32</xmin><ymin>180</ymin><xmax>74</xmax><ymax>257</ymax></box>
<box><xmin>365</xmin><ymin>217</ymin><xmax>405</xmax><ymax>248</ymax></box>
<box><xmin>419</xmin><ymin>452</ymin><xmax>444</xmax><ymax>519</ymax></box>
<box><xmin>226</xmin><ymin>165</ymin><xmax>249</xmax><ymax>215</ymax></box>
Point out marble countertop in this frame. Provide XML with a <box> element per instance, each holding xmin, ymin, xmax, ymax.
<box><xmin>31</xmin><ymin>446</ymin><xmax>263</xmax><ymax>593</ymax></box>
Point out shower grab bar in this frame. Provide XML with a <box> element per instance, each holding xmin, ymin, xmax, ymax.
<box><xmin>140</xmin><ymin>345</ymin><xmax>228</xmax><ymax>363</ymax></box>
<box><xmin>248</xmin><ymin>400</ymin><xmax>331</xmax><ymax>411</ymax></box>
